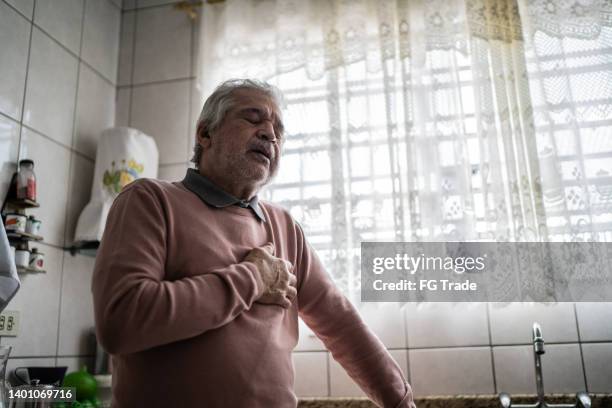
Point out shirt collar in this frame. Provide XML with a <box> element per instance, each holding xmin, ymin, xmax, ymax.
<box><xmin>181</xmin><ymin>168</ymin><xmax>266</xmax><ymax>222</ymax></box>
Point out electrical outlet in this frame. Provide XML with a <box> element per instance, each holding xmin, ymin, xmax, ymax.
<box><xmin>0</xmin><ymin>310</ymin><xmax>20</xmax><ymax>336</ymax></box>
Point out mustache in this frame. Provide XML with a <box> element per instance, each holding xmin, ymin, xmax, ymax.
<box><xmin>247</xmin><ymin>140</ymin><xmax>275</xmax><ymax>161</ymax></box>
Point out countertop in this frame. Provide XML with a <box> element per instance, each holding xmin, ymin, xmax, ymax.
<box><xmin>297</xmin><ymin>394</ymin><xmax>612</xmax><ymax>408</ymax></box>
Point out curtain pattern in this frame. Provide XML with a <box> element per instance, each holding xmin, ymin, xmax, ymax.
<box><xmin>197</xmin><ymin>0</ymin><xmax>612</xmax><ymax>299</ymax></box>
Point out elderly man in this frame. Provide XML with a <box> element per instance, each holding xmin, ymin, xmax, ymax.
<box><xmin>92</xmin><ymin>79</ymin><xmax>416</xmax><ymax>408</ymax></box>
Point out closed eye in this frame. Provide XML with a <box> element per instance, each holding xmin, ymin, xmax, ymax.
<box><xmin>244</xmin><ymin>117</ymin><xmax>261</xmax><ymax>125</ymax></box>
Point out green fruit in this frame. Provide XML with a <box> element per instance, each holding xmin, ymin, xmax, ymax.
<box><xmin>89</xmin><ymin>396</ymin><xmax>102</xmax><ymax>408</ymax></box>
<box><xmin>62</xmin><ymin>366</ymin><xmax>98</xmax><ymax>402</ymax></box>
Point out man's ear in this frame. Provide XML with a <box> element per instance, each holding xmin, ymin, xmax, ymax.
<box><xmin>196</xmin><ymin>123</ymin><xmax>211</xmax><ymax>149</ymax></box>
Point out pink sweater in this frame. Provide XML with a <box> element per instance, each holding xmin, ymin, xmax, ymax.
<box><xmin>92</xmin><ymin>178</ymin><xmax>415</xmax><ymax>408</ymax></box>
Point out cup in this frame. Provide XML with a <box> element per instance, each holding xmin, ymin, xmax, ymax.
<box><xmin>29</xmin><ymin>249</ymin><xmax>44</xmax><ymax>272</ymax></box>
<box><xmin>5</xmin><ymin>214</ymin><xmax>26</xmax><ymax>233</ymax></box>
<box><xmin>14</xmin><ymin>249</ymin><xmax>30</xmax><ymax>268</ymax></box>
<box><xmin>26</xmin><ymin>217</ymin><xmax>41</xmax><ymax>236</ymax></box>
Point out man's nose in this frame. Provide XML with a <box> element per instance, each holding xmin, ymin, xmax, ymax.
<box><xmin>256</xmin><ymin>122</ymin><xmax>277</xmax><ymax>142</ymax></box>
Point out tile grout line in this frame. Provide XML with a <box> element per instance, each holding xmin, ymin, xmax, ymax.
<box><xmin>54</xmin><ymin>0</ymin><xmax>89</xmax><ymax>364</ymax></box>
<box><xmin>326</xmin><ymin>351</ymin><xmax>331</xmax><ymax>397</ymax></box>
<box><xmin>1</xmin><ymin>0</ymin><xmax>32</xmax><ymax>22</ymax></box>
<box><xmin>133</xmin><ymin>1</ymin><xmax>183</xmax><ymax>12</ymax></box>
<box><xmin>402</xmin><ymin>305</ymin><xmax>411</xmax><ymax>385</ymax></box>
<box><xmin>18</xmin><ymin>122</ymin><xmax>96</xmax><ymax>163</ymax></box>
<box><xmin>131</xmin><ymin>76</ymin><xmax>196</xmax><ymax>88</ymax></box>
<box><xmin>127</xmin><ymin>6</ymin><xmax>139</xmax><ymax>126</ymax></box>
<box><xmin>291</xmin><ymin>338</ymin><xmax>612</xmax><ymax>352</ymax></box>
<box><xmin>573</xmin><ymin>302</ymin><xmax>589</xmax><ymax>392</ymax></box>
<box><xmin>187</xmin><ymin>9</ymin><xmax>196</xmax><ymax>160</ymax></box>
<box><xmin>14</xmin><ymin>0</ymin><xmax>36</xmax><ymax>164</ymax></box>
<box><xmin>486</xmin><ymin>303</ymin><xmax>498</xmax><ymax>395</ymax></box>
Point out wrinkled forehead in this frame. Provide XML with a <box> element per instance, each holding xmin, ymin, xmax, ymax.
<box><xmin>229</xmin><ymin>88</ymin><xmax>282</xmax><ymax>119</ymax></box>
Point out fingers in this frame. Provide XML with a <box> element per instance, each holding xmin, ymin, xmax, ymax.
<box><xmin>285</xmin><ymin>285</ymin><xmax>297</xmax><ymax>302</ymax></box>
<box><xmin>287</xmin><ymin>272</ymin><xmax>297</xmax><ymax>287</ymax></box>
<box><xmin>261</xmin><ymin>242</ymin><xmax>275</xmax><ymax>256</ymax></box>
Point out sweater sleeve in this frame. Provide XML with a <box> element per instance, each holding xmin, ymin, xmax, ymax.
<box><xmin>296</xmin><ymin>227</ymin><xmax>416</xmax><ymax>408</ymax></box>
<box><xmin>92</xmin><ymin>181</ymin><xmax>265</xmax><ymax>355</ymax></box>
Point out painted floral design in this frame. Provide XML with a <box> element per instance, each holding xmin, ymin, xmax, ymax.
<box><xmin>103</xmin><ymin>159</ymin><xmax>144</xmax><ymax>194</ymax></box>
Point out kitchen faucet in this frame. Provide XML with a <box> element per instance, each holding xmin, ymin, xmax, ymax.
<box><xmin>498</xmin><ymin>322</ymin><xmax>591</xmax><ymax>408</ymax></box>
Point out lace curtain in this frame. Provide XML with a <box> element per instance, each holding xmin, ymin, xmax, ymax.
<box><xmin>518</xmin><ymin>0</ymin><xmax>612</xmax><ymax>241</ymax></box>
<box><xmin>196</xmin><ymin>0</ymin><xmax>612</xmax><ymax>300</ymax></box>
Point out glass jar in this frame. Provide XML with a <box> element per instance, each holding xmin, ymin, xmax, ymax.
<box><xmin>16</xmin><ymin>159</ymin><xmax>36</xmax><ymax>202</ymax></box>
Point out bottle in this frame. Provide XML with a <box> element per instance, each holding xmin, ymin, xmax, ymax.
<box><xmin>16</xmin><ymin>159</ymin><xmax>36</xmax><ymax>201</ymax></box>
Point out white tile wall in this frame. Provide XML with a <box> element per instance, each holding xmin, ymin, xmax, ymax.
<box><xmin>188</xmin><ymin>79</ymin><xmax>203</xmax><ymax>155</ymax></box>
<box><xmin>117</xmin><ymin>10</ymin><xmax>135</xmax><ymax>86</ymax></box>
<box><xmin>81</xmin><ymin>0</ymin><xmax>120</xmax><ymax>83</ymax></box>
<box><xmin>64</xmin><ymin>153</ymin><xmax>95</xmax><ymax>245</ymax></box>
<box><xmin>4</xmin><ymin>0</ymin><xmax>34</xmax><ymax>20</ymax></box>
<box><xmin>0</xmin><ymin>114</ymin><xmax>21</xmax><ymax>200</ymax></box>
<box><xmin>489</xmin><ymin>302</ymin><xmax>578</xmax><ymax>345</ymax></box>
<box><xmin>74</xmin><ymin>63</ymin><xmax>116</xmax><ymax>159</ymax></box>
<box><xmin>576</xmin><ymin>303</ymin><xmax>612</xmax><ymax>341</ymax></box>
<box><xmin>123</xmin><ymin>0</ymin><xmax>137</xmax><ymax>11</ymax></box>
<box><xmin>408</xmin><ymin>347</ymin><xmax>494</xmax><ymax>396</ymax></box>
<box><xmin>56</xmin><ymin>356</ymin><xmax>95</xmax><ymax>374</ymax></box>
<box><xmin>582</xmin><ymin>343</ymin><xmax>612</xmax><ymax>393</ymax></box>
<box><xmin>360</xmin><ymin>303</ymin><xmax>406</xmax><ymax>348</ymax></box>
<box><xmin>108</xmin><ymin>0</ymin><xmax>122</xmax><ymax>9</ymax></box>
<box><xmin>2</xmin><ymin>243</ymin><xmax>63</xmax><ymax>357</ymax></box>
<box><xmin>23</xmin><ymin>27</ymin><xmax>78</xmax><ymax>147</ymax></box>
<box><xmin>405</xmin><ymin>302</ymin><xmax>489</xmax><ymax>348</ymax></box>
<box><xmin>133</xmin><ymin>5</ymin><xmax>192</xmax><ymax>84</ymax></box>
<box><xmin>541</xmin><ymin>344</ymin><xmax>585</xmax><ymax>393</ymax></box>
<box><xmin>329</xmin><ymin>350</ymin><xmax>407</xmax><ymax>398</ymax></box>
<box><xmin>57</xmin><ymin>254</ymin><xmax>96</xmax><ymax>355</ymax></box>
<box><xmin>19</xmin><ymin>127</ymin><xmax>71</xmax><ymax>247</ymax></box>
<box><xmin>293</xmin><ymin>352</ymin><xmax>328</xmax><ymax>397</ymax></box>
<box><xmin>157</xmin><ymin>162</ymin><xmax>188</xmax><ymax>182</ymax></box>
<box><xmin>34</xmin><ymin>0</ymin><xmax>84</xmax><ymax>55</ymax></box>
<box><xmin>190</xmin><ymin>16</ymin><xmax>199</xmax><ymax>77</ymax></box>
<box><xmin>130</xmin><ymin>80</ymin><xmax>190</xmax><ymax>164</ymax></box>
<box><xmin>493</xmin><ymin>345</ymin><xmax>536</xmax><ymax>394</ymax></box>
<box><xmin>1</xmin><ymin>0</ymin><xmax>120</xmax><ymax>372</ymax></box>
<box><xmin>115</xmin><ymin>87</ymin><xmax>131</xmax><ymax>128</ymax></box>
<box><xmin>0</xmin><ymin>2</ymin><xmax>30</xmax><ymax>121</ymax></box>
<box><xmin>295</xmin><ymin>317</ymin><xmax>326</xmax><ymax>352</ymax></box>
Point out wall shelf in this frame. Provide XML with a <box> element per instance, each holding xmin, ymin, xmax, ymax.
<box><xmin>5</xmin><ymin>198</ymin><xmax>39</xmax><ymax>209</ymax></box>
<box><xmin>16</xmin><ymin>266</ymin><xmax>46</xmax><ymax>274</ymax></box>
<box><xmin>6</xmin><ymin>231</ymin><xmax>43</xmax><ymax>242</ymax></box>
<box><xmin>2</xmin><ymin>170</ymin><xmax>46</xmax><ymax>274</ymax></box>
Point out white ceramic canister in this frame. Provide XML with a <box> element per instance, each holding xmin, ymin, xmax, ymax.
<box><xmin>26</xmin><ymin>216</ymin><xmax>42</xmax><ymax>236</ymax></box>
<box><xmin>5</xmin><ymin>213</ymin><xmax>27</xmax><ymax>233</ymax></box>
<box><xmin>29</xmin><ymin>248</ymin><xmax>44</xmax><ymax>271</ymax></box>
<box><xmin>14</xmin><ymin>249</ymin><xmax>30</xmax><ymax>268</ymax></box>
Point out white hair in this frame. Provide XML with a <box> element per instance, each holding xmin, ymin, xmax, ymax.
<box><xmin>191</xmin><ymin>79</ymin><xmax>284</xmax><ymax>168</ymax></box>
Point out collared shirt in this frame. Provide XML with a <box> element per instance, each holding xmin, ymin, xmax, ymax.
<box><xmin>181</xmin><ymin>168</ymin><xmax>266</xmax><ymax>222</ymax></box>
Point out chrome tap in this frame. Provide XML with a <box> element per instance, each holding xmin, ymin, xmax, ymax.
<box><xmin>498</xmin><ymin>322</ymin><xmax>591</xmax><ymax>408</ymax></box>
<box><xmin>533</xmin><ymin>323</ymin><xmax>545</xmax><ymax>405</ymax></box>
